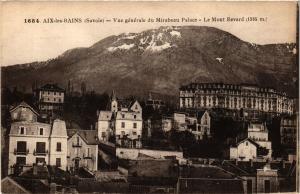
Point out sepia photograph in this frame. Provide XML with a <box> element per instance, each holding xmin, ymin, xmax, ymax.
<box><xmin>0</xmin><ymin>1</ymin><xmax>299</xmax><ymax>193</ymax></box>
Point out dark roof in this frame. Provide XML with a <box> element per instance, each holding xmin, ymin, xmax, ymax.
<box><xmin>129</xmin><ymin>176</ymin><xmax>177</xmax><ymax>187</ymax></box>
<box><xmin>219</xmin><ymin>160</ymin><xmax>296</xmax><ymax>177</ymax></box>
<box><xmin>181</xmin><ymin>165</ymin><xmax>239</xmax><ymax>179</ymax></box>
<box><xmin>118</xmin><ymin>99</ymin><xmax>133</xmax><ymax>109</ymax></box>
<box><xmin>75</xmin><ymin>130</ymin><xmax>100</xmax><ymax>145</ymax></box>
<box><xmin>19</xmin><ymin>165</ymin><xmax>49</xmax><ymax>179</ymax></box>
<box><xmin>13</xmin><ymin>177</ymin><xmax>50</xmax><ymax>194</ymax></box>
<box><xmin>39</xmin><ymin>84</ymin><xmax>65</xmax><ymax>92</ymax></box>
<box><xmin>179</xmin><ymin>178</ymin><xmax>244</xmax><ymax>193</ymax></box>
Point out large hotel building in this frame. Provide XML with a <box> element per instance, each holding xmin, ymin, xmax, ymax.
<box><xmin>179</xmin><ymin>83</ymin><xmax>295</xmax><ymax>115</ymax></box>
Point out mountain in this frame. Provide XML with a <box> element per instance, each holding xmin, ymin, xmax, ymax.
<box><xmin>1</xmin><ymin>26</ymin><xmax>298</xmax><ymax>98</ymax></box>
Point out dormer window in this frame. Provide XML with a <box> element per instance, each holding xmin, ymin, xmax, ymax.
<box><xmin>39</xmin><ymin>128</ymin><xmax>44</xmax><ymax>135</ymax></box>
<box><xmin>19</xmin><ymin>126</ymin><xmax>26</xmax><ymax>135</ymax></box>
<box><xmin>122</xmin><ymin>114</ymin><xmax>125</xmax><ymax>118</ymax></box>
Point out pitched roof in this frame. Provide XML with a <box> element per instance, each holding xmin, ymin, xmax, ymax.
<box><xmin>236</xmin><ymin>138</ymin><xmax>260</xmax><ymax>148</ymax></box>
<box><xmin>10</xmin><ymin>101</ymin><xmax>39</xmax><ymax>116</ymax></box>
<box><xmin>1</xmin><ymin>176</ymin><xmax>31</xmax><ymax>194</ymax></box>
<box><xmin>39</xmin><ymin>84</ymin><xmax>65</xmax><ymax>92</ymax></box>
<box><xmin>51</xmin><ymin>119</ymin><xmax>68</xmax><ymax>137</ymax></box>
<box><xmin>77</xmin><ymin>130</ymin><xmax>100</xmax><ymax>145</ymax></box>
<box><xmin>98</xmin><ymin>111</ymin><xmax>113</xmax><ymax>121</ymax></box>
<box><xmin>13</xmin><ymin>177</ymin><xmax>50</xmax><ymax>194</ymax></box>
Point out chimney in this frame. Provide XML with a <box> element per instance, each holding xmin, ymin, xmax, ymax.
<box><xmin>282</xmin><ymin>160</ymin><xmax>286</xmax><ymax>169</ymax></box>
<box><xmin>235</xmin><ymin>159</ymin><xmax>238</xmax><ymax>165</ymax></box>
<box><xmin>96</xmin><ymin>110</ymin><xmax>100</xmax><ymax>117</ymax></box>
<box><xmin>90</xmin><ymin>124</ymin><xmax>93</xmax><ymax>130</ymax></box>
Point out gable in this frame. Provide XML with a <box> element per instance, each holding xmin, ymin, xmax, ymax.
<box><xmin>1</xmin><ymin>177</ymin><xmax>31</xmax><ymax>194</ymax></box>
<box><xmin>10</xmin><ymin>102</ymin><xmax>39</xmax><ymax>117</ymax></box>
<box><xmin>130</xmin><ymin>101</ymin><xmax>142</xmax><ymax>112</ymax></box>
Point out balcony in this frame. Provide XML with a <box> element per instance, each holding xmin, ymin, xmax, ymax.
<box><xmin>14</xmin><ymin>149</ymin><xmax>29</xmax><ymax>155</ymax></box>
<box><xmin>33</xmin><ymin>149</ymin><xmax>48</xmax><ymax>156</ymax></box>
<box><xmin>72</xmin><ymin>142</ymin><xmax>82</xmax><ymax>147</ymax></box>
<box><xmin>83</xmin><ymin>154</ymin><xmax>93</xmax><ymax>160</ymax></box>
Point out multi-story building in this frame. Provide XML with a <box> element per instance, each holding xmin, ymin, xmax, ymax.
<box><xmin>97</xmin><ymin>111</ymin><xmax>114</xmax><ymax>141</ymax></box>
<box><xmin>115</xmin><ymin>111</ymin><xmax>142</xmax><ymax>148</ymax></box>
<box><xmin>145</xmin><ymin>93</ymin><xmax>166</xmax><ymax>110</ymax></box>
<box><xmin>8</xmin><ymin>102</ymin><xmax>68</xmax><ymax>174</ymax></box>
<box><xmin>98</xmin><ymin>91</ymin><xmax>143</xmax><ymax>148</ymax></box>
<box><xmin>67</xmin><ymin>129</ymin><xmax>99</xmax><ymax>172</ymax></box>
<box><xmin>36</xmin><ymin>84</ymin><xmax>65</xmax><ymax>113</ymax></box>
<box><xmin>179</xmin><ymin>83</ymin><xmax>294</xmax><ymax>115</ymax></box>
<box><xmin>192</xmin><ymin>111</ymin><xmax>211</xmax><ymax>140</ymax></box>
<box><xmin>172</xmin><ymin>111</ymin><xmax>211</xmax><ymax>140</ymax></box>
<box><xmin>239</xmin><ymin>122</ymin><xmax>272</xmax><ymax>159</ymax></box>
<box><xmin>280</xmin><ymin>115</ymin><xmax>297</xmax><ymax>148</ymax></box>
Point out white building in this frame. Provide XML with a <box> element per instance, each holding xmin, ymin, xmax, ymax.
<box><xmin>191</xmin><ymin>111</ymin><xmax>211</xmax><ymax>140</ymax></box>
<box><xmin>36</xmin><ymin>84</ymin><xmax>65</xmax><ymax>113</ymax></box>
<box><xmin>67</xmin><ymin>129</ymin><xmax>99</xmax><ymax>172</ymax></box>
<box><xmin>172</xmin><ymin>111</ymin><xmax>211</xmax><ymax>140</ymax></box>
<box><xmin>229</xmin><ymin>138</ymin><xmax>259</xmax><ymax>161</ymax></box>
<box><xmin>97</xmin><ymin>111</ymin><xmax>113</xmax><ymax>141</ymax></box>
<box><xmin>8</xmin><ymin>102</ymin><xmax>68</xmax><ymax>174</ymax></box>
<box><xmin>115</xmin><ymin>111</ymin><xmax>142</xmax><ymax>148</ymax></box>
<box><xmin>98</xmin><ymin>91</ymin><xmax>143</xmax><ymax>148</ymax></box>
<box><xmin>245</xmin><ymin>122</ymin><xmax>272</xmax><ymax>159</ymax></box>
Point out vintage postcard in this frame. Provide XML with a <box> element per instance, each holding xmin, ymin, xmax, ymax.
<box><xmin>0</xmin><ymin>1</ymin><xmax>298</xmax><ymax>193</ymax></box>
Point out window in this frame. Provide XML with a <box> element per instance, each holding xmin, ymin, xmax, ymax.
<box><xmin>86</xmin><ymin>148</ymin><xmax>90</xmax><ymax>157</ymax></box>
<box><xmin>121</xmin><ymin>122</ymin><xmax>125</xmax><ymax>128</ymax></box>
<box><xmin>134</xmin><ymin>115</ymin><xmax>137</xmax><ymax>119</ymax></box>
<box><xmin>133</xmin><ymin>123</ymin><xmax>137</xmax><ymax>128</ymax></box>
<box><xmin>246</xmin><ymin>142</ymin><xmax>248</xmax><ymax>146</ymax></box>
<box><xmin>19</xmin><ymin>126</ymin><xmax>25</xmax><ymax>135</ymax></box>
<box><xmin>17</xmin><ymin>141</ymin><xmax>27</xmax><ymax>153</ymax></box>
<box><xmin>58</xmin><ymin>99</ymin><xmax>61</xmax><ymax>103</ymax></box>
<box><xmin>54</xmin><ymin>98</ymin><xmax>56</xmax><ymax>101</ymax></box>
<box><xmin>56</xmin><ymin>142</ymin><xmax>61</xmax><ymax>152</ymax></box>
<box><xmin>36</xmin><ymin>157</ymin><xmax>45</xmax><ymax>164</ymax></box>
<box><xmin>122</xmin><ymin>114</ymin><xmax>125</xmax><ymax>118</ymax></box>
<box><xmin>39</xmin><ymin>128</ymin><xmax>44</xmax><ymax>135</ymax></box>
<box><xmin>54</xmin><ymin>92</ymin><xmax>56</xmax><ymax>95</ymax></box>
<box><xmin>264</xmin><ymin>180</ymin><xmax>270</xmax><ymax>193</ymax></box>
<box><xmin>36</xmin><ymin>142</ymin><xmax>46</xmax><ymax>154</ymax></box>
<box><xmin>16</xmin><ymin>157</ymin><xmax>26</xmax><ymax>165</ymax></box>
<box><xmin>56</xmin><ymin>158</ymin><xmax>61</xmax><ymax>167</ymax></box>
<box><xmin>133</xmin><ymin>131</ymin><xmax>137</xmax><ymax>135</ymax></box>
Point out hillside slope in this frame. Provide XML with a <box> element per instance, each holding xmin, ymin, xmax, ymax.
<box><xmin>2</xmin><ymin>26</ymin><xmax>298</xmax><ymax>97</ymax></box>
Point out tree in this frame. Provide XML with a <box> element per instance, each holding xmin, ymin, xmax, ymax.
<box><xmin>81</xmin><ymin>82</ymin><xmax>86</xmax><ymax>96</ymax></box>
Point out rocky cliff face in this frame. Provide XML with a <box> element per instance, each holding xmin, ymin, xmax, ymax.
<box><xmin>2</xmin><ymin>26</ymin><xmax>298</xmax><ymax>97</ymax></box>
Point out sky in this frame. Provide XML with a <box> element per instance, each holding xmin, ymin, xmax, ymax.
<box><xmin>1</xmin><ymin>1</ymin><xmax>297</xmax><ymax>66</ymax></box>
